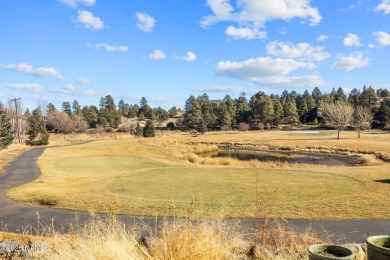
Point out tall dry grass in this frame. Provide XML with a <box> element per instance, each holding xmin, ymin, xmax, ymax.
<box><xmin>8</xmin><ymin>215</ymin><xmax>332</xmax><ymax>260</ymax></box>
<box><xmin>183</xmin><ymin>152</ymin><xmax>319</xmax><ymax>169</ymax></box>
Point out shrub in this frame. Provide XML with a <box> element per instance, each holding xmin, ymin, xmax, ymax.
<box><xmin>238</xmin><ymin>122</ymin><xmax>249</xmax><ymax>132</ymax></box>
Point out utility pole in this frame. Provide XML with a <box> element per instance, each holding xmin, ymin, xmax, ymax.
<box><xmin>10</xmin><ymin>98</ymin><xmax>21</xmax><ymax>143</ymax></box>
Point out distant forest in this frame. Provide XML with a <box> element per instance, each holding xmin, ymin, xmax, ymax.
<box><xmin>2</xmin><ymin>86</ymin><xmax>390</xmax><ymax>140</ymax></box>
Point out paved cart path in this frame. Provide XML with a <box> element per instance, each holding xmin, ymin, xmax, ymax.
<box><xmin>1</xmin><ymin>146</ymin><xmax>389</xmax><ymax>243</ymax></box>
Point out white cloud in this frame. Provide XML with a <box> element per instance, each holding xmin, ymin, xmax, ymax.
<box><xmin>190</xmin><ymin>85</ymin><xmax>243</xmax><ymax>93</ymax></box>
<box><xmin>50</xmin><ymin>86</ymin><xmax>97</xmax><ymax>97</ymax></box>
<box><xmin>317</xmin><ymin>34</ymin><xmax>328</xmax><ymax>42</ymax></box>
<box><xmin>249</xmin><ymin>75</ymin><xmax>326</xmax><ymax>87</ymax></box>
<box><xmin>343</xmin><ymin>33</ymin><xmax>361</xmax><ymax>46</ymax></box>
<box><xmin>331</xmin><ymin>51</ymin><xmax>369</xmax><ymax>71</ymax></box>
<box><xmin>58</xmin><ymin>0</ymin><xmax>95</xmax><ymax>8</ymax></box>
<box><xmin>63</xmin><ymin>84</ymin><xmax>75</xmax><ymax>91</ymax></box>
<box><xmin>0</xmin><ymin>63</ymin><xmax>65</xmax><ymax>80</ymax></box>
<box><xmin>136</xmin><ymin>12</ymin><xmax>156</xmax><ymax>32</ymax></box>
<box><xmin>5</xmin><ymin>84</ymin><xmax>43</xmax><ymax>93</ymax></box>
<box><xmin>216</xmin><ymin>57</ymin><xmax>310</xmax><ymax>78</ymax></box>
<box><xmin>225</xmin><ymin>26</ymin><xmax>267</xmax><ymax>39</ymax></box>
<box><xmin>375</xmin><ymin>0</ymin><xmax>390</xmax><ymax>14</ymax></box>
<box><xmin>181</xmin><ymin>52</ymin><xmax>197</xmax><ymax>62</ymax></box>
<box><xmin>78</xmin><ymin>10</ymin><xmax>104</xmax><ymax>30</ymax></box>
<box><xmin>76</xmin><ymin>77</ymin><xmax>91</xmax><ymax>85</ymax></box>
<box><xmin>215</xmin><ymin>56</ymin><xmax>324</xmax><ymax>87</ymax></box>
<box><xmin>86</xmin><ymin>43</ymin><xmax>128</xmax><ymax>52</ymax></box>
<box><xmin>78</xmin><ymin>90</ymin><xmax>97</xmax><ymax>96</ymax></box>
<box><xmin>148</xmin><ymin>50</ymin><xmax>166</xmax><ymax>60</ymax></box>
<box><xmin>266</xmin><ymin>41</ymin><xmax>331</xmax><ymax>62</ymax></box>
<box><xmin>202</xmin><ymin>0</ymin><xmax>321</xmax><ymax>29</ymax></box>
<box><xmin>201</xmin><ymin>0</ymin><xmax>236</xmax><ymax>26</ymax></box>
<box><xmin>373</xmin><ymin>31</ymin><xmax>390</xmax><ymax>46</ymax></box>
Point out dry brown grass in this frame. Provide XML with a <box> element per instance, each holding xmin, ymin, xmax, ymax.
<box><xmin>8</xmin><ymin>130</ymin><xmax>390</xmax><ymax>219</ymax></box>
<box><xmin>47</xmin><ymin>132</ymin><xmax>134</xmax><ymax>146</ymax></box>
<box><xmin>183</xmin><ymin>152</ymin><xmax>317</xmax><ymax>169</ymax></box>
<box><xmin>1</xmin><ymin>215</ymin><xmax>334</xmax><ymax>260</ymax></box>
<box><xmin>0</xmin><ymin>143</ymin><xmax>30</xmax><ymax>175</ymax></box>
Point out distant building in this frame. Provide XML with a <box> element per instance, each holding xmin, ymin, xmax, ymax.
<box><xmin>7</xmin><ymin>110</ymin><xmax>29</xmax><ymax>142</ymax></box>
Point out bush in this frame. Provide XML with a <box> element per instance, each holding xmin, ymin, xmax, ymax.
<box><xmin>258</xmin><ymin>122</ymin><xmax>265</xmax><ymax>131</ymax></box>
<box><xmin>238</xmin><ymin>122</ymin><xmax>249</xmax><ymax>132</ymax></box>
<box><xmin>220</xmin><ymin>125</ymin><xmax>230</xmax><ymax>132</ymax></box>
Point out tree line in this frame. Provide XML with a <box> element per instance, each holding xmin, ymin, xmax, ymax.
<box><xmin>0</xmin><ymin>86</ymin><xmax>389</xmax><ymax>147</ymax></box>
<box><xmin>183</xmin><ymin>86</ymin><xmax>390</xmax><ymax>134</ymax></box>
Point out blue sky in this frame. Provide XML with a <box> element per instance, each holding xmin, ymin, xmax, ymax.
<box><xmin>1</xmin><ymin>0</ymin><xmax>390</xmax><ymax>110</ymax></box>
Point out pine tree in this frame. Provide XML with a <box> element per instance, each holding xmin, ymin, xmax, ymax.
<box><xmin>72</xmin><ymin>100</ymin><xmax>82</xmax><ymax>115</ymax></box>
<box><xmin>143</xmin><ymin>120</ymin><xmax>155</xmax><ymax>137</ymax></box>
<box><xmin>184</xmin><ymin>95</ymin><xmax>202</xmax><ymax>129</ymax></box>
<box><xmin>0</xmin><ymin>102</ymin><xmax>14</xmax><ymax>149</ymax></box>
<box><xmin>26</xmin><ymin>108</ymin><xmax>49</xmax><ymax>146</ymax></box>
<box><xmin>62</xmin><ymin>101</ymin><xmax>72</xmax><ymax>115</ymax></box>
<box><xmin>134</xmin><ymin>122</ymin><xmax>143</xmax><ymax>136</ymax></box>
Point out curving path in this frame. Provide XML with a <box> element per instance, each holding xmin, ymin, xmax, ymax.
<box><xmin>1</xmin><ymin>145</ymin><xmax>389</xmax><ymax>243</ymax></box>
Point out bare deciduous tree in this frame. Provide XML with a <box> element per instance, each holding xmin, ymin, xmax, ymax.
<box><xmin>352</xmin><ymin>106</ymin><xmax>373</xmax><ymax>138</ymax></box>
<box><xmin>319</xmin><ymin>101</ymin><xmax>354</xmax><ymax>140</ymax></box>
<box><xmin>46</xmin><ymin>111</ymin><xmax>74</xmax><ymax>134</ymax></box>
<box><xmin>238</xmin><ymin>122</ymin><xmax>249</xmax><ymax>132</ymax></box>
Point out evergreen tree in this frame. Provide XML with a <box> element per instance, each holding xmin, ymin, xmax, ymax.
<box><xmin>378</xmin><ymin>88</ymin><xmax>389</xmax><ymax>97</ymax></box>
<box><xmin>250</xmin><ymin>92</ymin><xmax>274</xmax><ymax>125</ymax></box>
<box><xmin>218</xmin><ymin>103</ymin><xmax>232</xmax><ymax>127</ymax></box>
<box><xmin>98</xmin><ymin>95</ymin><xmax>120</xmax><ymax>128</ymax></box>
<box><xmin>128</xmin><ymin>104</ymin><xmax>140</xmax><ymax>118</ymax></box>
<box><xmin>296</xmin><ymin>94</ymin><xmax>308</xmax><ymax>116</ymax></box>
<box><xmin>303</xmin><ymin>90</ymin><xmax>315</xmax><ymax>111</ymax></box>
<box><xmin>46</xmin><ymin>103</ymin><xmax>57</xmax><ymax>114</ymax></box>
<box><xmin>335</xmin><ymin>87</ymin><xmax>347</xmax><ymax>102</ymax></box>
<box><xmin>235</xmin><ymin>92</ymin><xmax>251</xmax><ymax>123</ymax></box>
<box><xmin>283</xmin><ymin>97</ymin><xmax>299</xmax><ymax>124</ymax></box>
<box><xmin>139</xmin><ymin>97</ymin><xmax>153</xmax><ymax>118</ymax></box>
<box><xmin>143</xmin><ymin>120</ymin><xmax>155</xmax><ymax>137</ymax></box>
<box><xmin>197</xmin><ymin>93</ymin><xmax>217</xmax><ymax>129</ymax></box>
<box><xmin>26</xmin><ymin>108</ymin><xmax>49</xmax><ymax>145</ymax></box>
<box><xmin>62</xmin><ymin>101</ymin><xmax>72</xmax><ymax>115</ymax></box>
<box><xmin>168</xmin><ymin>106</ymin><xmax>178</xmax><ymax>117</ymax></box>
<box><xmin>24</xmin><ymin>108</ymin><xmax>31</xmax><ymax>117</ymax></box>
<box><xmin>312</xmin><ymin>87</ymin><xmax>323</xmax><ymax>105</ymax></box>
<box><xmin>184</xmin><ymin>95</ymin><xmax>202</xmax><ymax>129</ymax></box>
<box><xmin>134</xmin><ymin>122</ymin><xmax>143</xmax><ymax>136</ymax></box>
<box><xmin>272</xmin><ymin>98</ymin><xmax>283</xmax><ymax>126</ymax></box>
<box><xmin>223</xmin><ymin>94</ymin><xmax>236</xmax><ymax>126</ymax></box>
<box><xmin>118</xmin><ymin>99</ymin><xmax>126</xmax><ymax>116</ymax></box>
<box><xmin>373</xmin><ymin>102</ymin><xmax>390</xmax><ymax>128</ymax></box>
<box><xmin>360</xmin><ymin>86</ymin><xmax>379</xmax><ymax>112</ymax></box>
<box><xmin>72</xmin><ymin>100</ymin><xmax>82</xmax><ymax>115</ymax></box>
<box><xmin>138</xmin><ymin>112</ymin><xmax>146</xmax><ymax>121</ymax></box>
<box><xmin>348</xmin><ymin>88</ymin><xmax>361</xmax><ymax>108</ymax></box>
<box><xmin>0</xmin><ymin>102</ymin><xmax>14</xmax><ymax>149</ymax></box>
<box><xmin>82</xmin><ymin>106</ymin><xmax>98</xmax><ymax>128</ymax></box>
<box><xmin>329</xmin><ymin>87</ymin><xmax>337</xmax><ymax>102</ymax></box>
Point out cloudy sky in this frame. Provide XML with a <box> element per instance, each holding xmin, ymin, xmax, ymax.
<box><xmin>1</xmin><ymin>0</ymin><xmax>390</xmax><ymax>110</ymax></box>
